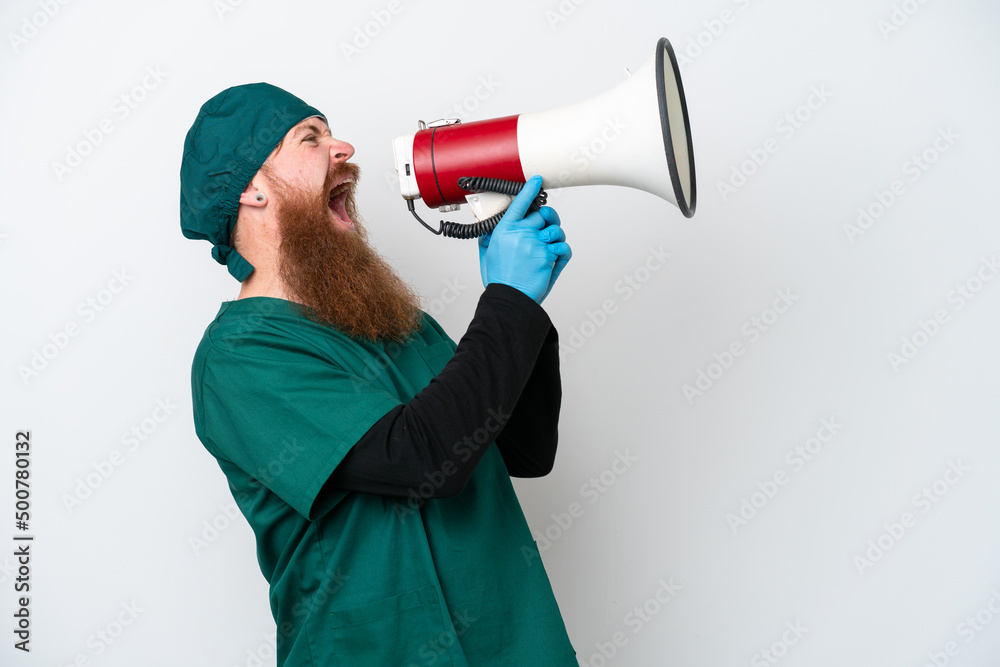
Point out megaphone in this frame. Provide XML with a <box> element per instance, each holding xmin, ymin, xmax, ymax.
<box><xmin>392</xmin><ymin>36</ymin><xmax>695</xmax><ymax>238</ymax></box>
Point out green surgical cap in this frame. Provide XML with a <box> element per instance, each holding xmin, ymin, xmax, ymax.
<box><xmin>179</xmin><ymin>82</ymin><xmax>325</xmax><ymax>282</ymax></box>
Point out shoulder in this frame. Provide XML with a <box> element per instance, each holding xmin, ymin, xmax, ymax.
<box><xmin>415</xmin><ymin>311</ymin><xmax>456</xmax><ymax>350</ymax></box>
<box><xmin>190</xmin><ymin>299</ymin><xmax>339</xmax><ymax>394</ymax></box>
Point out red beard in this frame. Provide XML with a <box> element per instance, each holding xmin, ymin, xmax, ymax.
<box><xmin>264</xmin><ymin>163</ymin><xmax>422</xmax><ymax>342</ymax></box>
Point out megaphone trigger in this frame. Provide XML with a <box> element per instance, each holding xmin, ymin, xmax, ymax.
<box><xmin>467</xmin><ymin>192</ymin><xmax>515</xmax><ymax>222</ymax></box>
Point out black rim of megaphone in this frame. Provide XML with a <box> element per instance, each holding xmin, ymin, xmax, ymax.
<box><xmin>656</xmin><ymin>37</ymin><xmax>697</xmax><ymax>218</ymax></box>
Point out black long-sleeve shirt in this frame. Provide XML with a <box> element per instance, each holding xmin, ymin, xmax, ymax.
<box><xmin>322</xmin><ymin>283</ymin><xmax>561</xmax><ymax>499</ymax></box>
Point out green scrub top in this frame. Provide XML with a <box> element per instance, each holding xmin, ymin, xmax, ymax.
<box><xmin>190</xmin><ymin>297</ymin><xmax>577</xmax><ymax>666</ymax></box>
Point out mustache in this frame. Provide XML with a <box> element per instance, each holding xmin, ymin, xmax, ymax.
<box><xmin>324</xmin><ymin>162</ymin><xmax>362</xmax><ymax>197</ymax></box>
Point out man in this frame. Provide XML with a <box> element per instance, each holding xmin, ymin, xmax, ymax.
<box><xmin>179</xmin><ymin>82</ymin><xmax>577</xmax><ymax>665</ymax></box>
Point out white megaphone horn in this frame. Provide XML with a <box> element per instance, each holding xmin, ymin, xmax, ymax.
<box><xmin>392</xmin><ymin>37</ymin><xmax>696</xmax><ymax>239</ymax></box>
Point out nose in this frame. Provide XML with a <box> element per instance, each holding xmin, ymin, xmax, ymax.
<box><xmin>327</xmin><ymin>137</ymin><xmax>354</xmax><ymax>162</ymax></box>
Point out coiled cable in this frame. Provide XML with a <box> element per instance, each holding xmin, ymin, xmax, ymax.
<box><xmin>407</xmin><ymin>176</ymin><xmax>548</xmax><ymax>239</ymax></box>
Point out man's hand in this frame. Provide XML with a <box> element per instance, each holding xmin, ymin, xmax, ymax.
<box><xmin>478</xmin><ymin>176</ymin><xmax>572</xmax><ymax>304</ymax></box>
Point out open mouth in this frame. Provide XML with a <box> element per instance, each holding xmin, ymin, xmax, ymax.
<box><xmin>328</xmin><ymin>178</ymin><xmax>355</xmax><ymax>229</ymax></box>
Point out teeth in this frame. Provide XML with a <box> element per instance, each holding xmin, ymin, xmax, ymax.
<box><xmin>329</xmin><ymin>180</ymin><xmax>353</xmax><ymax>199</ymax></box>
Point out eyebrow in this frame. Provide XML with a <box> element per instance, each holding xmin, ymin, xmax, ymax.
<box><xmin>294</xmin><ymin>123</ymin><xmax>330</xmax><ymax>138</ymax></box>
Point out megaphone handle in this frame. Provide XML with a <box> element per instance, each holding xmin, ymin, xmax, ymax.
<box><xmin>407</xmin><ymin>177</ymin><xmax>548</xmax><ymax>240</ymax></box>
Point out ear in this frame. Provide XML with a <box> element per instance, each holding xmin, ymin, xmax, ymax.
<box><xmin>239</xmin><ymin>179</ymin><xmax>268</xmax><ymax>208</ymax></box>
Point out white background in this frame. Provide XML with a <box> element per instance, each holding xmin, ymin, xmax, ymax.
<box><xmin>2</xmin><ymin>0</ymin><xmax>999</xmax><ymax>665</ymax></box>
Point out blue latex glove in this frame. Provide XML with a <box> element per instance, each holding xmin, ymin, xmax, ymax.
<box><xmin>478</xmin><ymin>176</ymin><xmax>572</xmax><ymax>304</ymax></box>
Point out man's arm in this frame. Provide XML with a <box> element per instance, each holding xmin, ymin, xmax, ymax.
<box><xmin>322</xmin><ymin>283</ymin><xmax>557</xmax><ymax>498</ymax></box>
<box><xmin>492</xmin><ymin>326</ymin><xmax>561</xmax><ymax>477</ymax></box>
